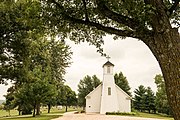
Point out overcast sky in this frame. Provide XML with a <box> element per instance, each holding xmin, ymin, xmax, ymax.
<box><xmin>0</xmin><ymin>35</ymin><xmax>162</xmax><ymax>100</ymax></box>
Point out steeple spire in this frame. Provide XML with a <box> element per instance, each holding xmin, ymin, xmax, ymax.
<box><xmin>106</xmin><ymin>55</ymin><xmax>111</xmax><ymax>61</ymax></box>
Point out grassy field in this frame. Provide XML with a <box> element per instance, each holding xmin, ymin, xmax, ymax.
<box><xmin>0</xmin><ymin>107</ymin><xmax>78</xmax><ymax>120</ymax></box>
<box><xmin>106</xmin><ymin>111</ymin><xmax>174</xmax><ymax>120</ymax></box>
<box><xmin>0</xmin><ymin>108</ymin><xmax>174</xmax><ymax>120</ymax></box>
<box><xmin>135</xmin><ymin>112</ymin><xmax>174</xmax><ymax>120</ymax></box>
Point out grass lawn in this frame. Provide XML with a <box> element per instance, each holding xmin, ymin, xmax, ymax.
<box><xmin>135</xmin><ymin>112</ymin><xmax>174</xmax><ymax>120</ymax></box>
<box><xmin>0</xmin><ymin>115</ymin><xmax>61</xmax><ymax>120</ymax></box>
<box><xmin>0</xmin><ymin>107</ymin><xmax>78</xmax><ymax>120</ymax></box>
<box><xmin>106</xmin><ymin>111</ymin><xmax>174</xmax><ymax>120</ymax></box>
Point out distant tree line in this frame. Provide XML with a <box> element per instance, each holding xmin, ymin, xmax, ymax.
<box><xmin>133</xmin><ymin>74</ymin><xmax>172</xmax><ymax>115</ymax></box>
<box><xmin>2</xmin><ymin>36</ymin><xmax>77</xmax><ymax>117</ymax></box>
<box><xmin>1</xmin><ymin>3</ymin><xmax>77</xmax><ymax>115</ymax></box>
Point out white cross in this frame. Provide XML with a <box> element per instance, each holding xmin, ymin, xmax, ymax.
<box><xmin>106</xmin><ymin>55</ymin><xmax>111</xmax><ymax>61</ymax></box>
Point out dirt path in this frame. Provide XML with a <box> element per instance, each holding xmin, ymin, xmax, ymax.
<box><xmin>52</xmin><ymin>112</ymin><xmax>161</xmax><ymax>120</ymax></box>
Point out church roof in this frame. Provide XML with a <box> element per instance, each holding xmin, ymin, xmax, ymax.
<box><xmin>103</xmin><ymin>61</ymin><xmax>114</xmax><ymax>67</ymax></box>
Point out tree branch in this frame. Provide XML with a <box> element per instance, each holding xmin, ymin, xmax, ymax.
<box><xmin>49</xmin><ymin>0</ymin><xmax>140</xmax><ymax>38</ymax></box>
<box><xmin>82</xmin><ymin>0</ymin><xmax>89</xmax><ymax>21</ymax></box>
<box><xmin>168</xmin><ymin>0</ymin><xmax>179</xmax><ymax>16</ymax></box>
<box><xmin>95</xmin><ymin>0</ymin><xmax>139</xmax><ymax>30</ymax></box>
<box><xmin>67</xmin><ymin>16</ymin><xmax>139</xmax><ymax>38</ymax></box>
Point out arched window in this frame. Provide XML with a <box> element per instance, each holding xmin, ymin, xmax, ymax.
<box><xmin>108</xmin><ymin>87</ymin><xmax>111</xmax><ymax>95</ymax></box>
<box><xmin>107</xmin><ymin>66</ymin><xmax>110</xmax><ymax>73</ymax></box>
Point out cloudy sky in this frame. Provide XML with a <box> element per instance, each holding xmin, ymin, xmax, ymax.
<box><xmin>0</xmin><ymin>35</ymin><xmax>162</xmax><ymax>100</ymax></box>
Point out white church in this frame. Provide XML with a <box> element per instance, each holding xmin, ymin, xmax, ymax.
<box><xmin>85</xmin><ymin>59</ymin><xmax>131</xmax><ymax>114</ymax></box>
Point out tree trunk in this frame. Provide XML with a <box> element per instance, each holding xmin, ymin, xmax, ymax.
<box><xmin>47</xmin><ymin>104</ymin><xmax>51</xmax><ymax>113</ymax></box>
<box><xmin>18</xmin><ymin>110</ymin><xmax>21</xmax><ymax>115</ymax></box>
<box><xmin>33</xmin><ymin>104</ymin><xmax>36</xmax><ymax>117</ymax></box>
<box><xmin>145</xmin><ymin>29</ymin><xmax>180</xmax><ymax>120</ymax></box>
<box><xmin>65</xmin><ymin>105</ymin><xmax>68</xmax><ymax>112</ymax></box>
<box><xmin>36</xmin><ymin>103</ymin><xmax>40</xmax><ymax>115</ymax></box>
<box><xmin>8</xmin><ymin>110</ymin><xmax>10</xmax><ymax>116</ymax></box>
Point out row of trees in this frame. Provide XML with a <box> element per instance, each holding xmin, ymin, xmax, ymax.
<box><xmin>133</xmin><ymin>74</ymin><xmax>171</xmax><ymax>115</ymax></box>
<box><xmin>1</xmin><ymin>1</ymin><xmax>76</xmax><ymax>117</ymax></box>
<box><xmin>2</xmin><ymin>37</ymin><xmax>76</xmax><ymax>116</ymax></box>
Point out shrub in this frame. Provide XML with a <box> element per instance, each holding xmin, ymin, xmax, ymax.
<box><xmin>106</xmin><ymin>112</ymin><xmax>136</xmax><ymax>116</ymax></box>
<box><xmin>80</xmin><ymin>110</ymin><xmax>85</xmax><ymax>113</ymax></box>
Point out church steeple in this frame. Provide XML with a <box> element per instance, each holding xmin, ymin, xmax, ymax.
<box><xmin>100</xmin><ymin>56</ymin><xmax>119</xmax><ymax>114</ymax></box>
<box><xmin>103</xmin><ymin>56</ymin><xmax>114</xmax><ymax>75</ymax></box>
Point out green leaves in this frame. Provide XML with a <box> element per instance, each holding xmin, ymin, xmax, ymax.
<box><xmin>77</xmin><ymin>75</ymin><xmax>101</xmax><ymax>107</ymax></box>
<box><xmin>133</xmin><ymin>85</ymin><xmax>156</xmax><ymax>113</ymax></box>
<box><xmin>114</xmin><ymin>72</ymin><xmax>131</xmax><ymax>96</ymax></box>
<box><xmin>154</xmin><ymin>74</ymin><xmax>172</xmax><ymax>115</ymax></box>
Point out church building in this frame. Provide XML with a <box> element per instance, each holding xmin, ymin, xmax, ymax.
<box><xmin>85</xmin><ymin>59</ymin><xmax>131</xmax><ymax>114</ymax></box>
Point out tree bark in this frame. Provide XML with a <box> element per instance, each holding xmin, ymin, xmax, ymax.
<box><xmin>142</xmin><ymin>1</ymin><xmax>180</xmax><ymax>119</ymax></box>
<box><xmin>145</xmin><ymin>29</ymin><xmax>180</xmax><ymax>120</ymax></box>
<box><xmin>47</xmin><ymin>103</ymin><xmax>51</xmax><ymax>113</ymax></box>
<box><xmin>33</xmin><ymin>104</ymin><xmax>36</xmax><ymax>117</ymax></box>
<box><xmin>8</xmin><ymin>110</ymin><xmax>10</xmax><ymax>116</ymax></box>
<box><xmin>36</xmin><ymin>103</ymin><xmax>40</xmax><ymax>115</ymax></box>
<box><xmin>65</xmin><ymin>105</ymin><xmax>68</xmax><ymax>112</ymax></box>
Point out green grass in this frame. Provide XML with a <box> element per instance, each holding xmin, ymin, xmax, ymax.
<box><xmin>0</xmin><ymin>115</ymin><xmax>61</xmax><ymax>120</ymax></box>
<box><xmin>0</xmin><ymin>107</ymin><xmax>78</xmax><ymax>120</ymax></box>
<box><xmin>106</xmin><ymin>111</ymin><xmax>174</xmax><ymax>120</ymax></box>
<box><xmin>0</xmin><ymin>110</ymin><xmax>18</xmax><ymax>117</ymax></box>
<box><xmin>135</xmin><ymin>112</ymin><xmax>174</xmax><ymax>120</ymax></box>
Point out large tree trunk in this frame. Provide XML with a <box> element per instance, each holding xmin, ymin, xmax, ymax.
<box><xmin>145</xmin><ymin>29</ymin><xmax>180</xmax><ymax>120</ymax></box>
<box><xmin>142</xmin><ymin>1</ymin><xmax>180</xmax><ymax>119</ymax></box>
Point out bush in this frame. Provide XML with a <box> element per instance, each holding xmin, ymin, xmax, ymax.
<box><xmin>106</xmin><ymin>112</ymin><xmax>136</xmax><ymax>116</ymax></box>
<box><xmin>0</xmin><ymin>105</ymin><xmax>4</xmax><ymax>110</ymax></box>
<box><xmin>80</xmin><ymin>110</ymin><xmax>85</xmax><ymax>113</ymax></box>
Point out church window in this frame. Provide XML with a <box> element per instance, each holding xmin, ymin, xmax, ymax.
<box><xmin>108</xmin><ymin>87</ymin><xmax>111</xmax><ymax>95</ymax></box>
<box><xmin>107</xmin><ymin>66</ymin><xmax>110</xmax><ymax>73</ymax></box>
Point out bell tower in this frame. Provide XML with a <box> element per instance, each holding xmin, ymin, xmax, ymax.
<box><xmin>100</xmin><ymin>56</ymin><xmax>119</xmax><ymax>114</ymax></box>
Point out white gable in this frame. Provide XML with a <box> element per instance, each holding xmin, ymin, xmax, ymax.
<box><xmin>115</xmin><ymin>85</ymin><xmax>131</xmax><ymax>99</ymax></box>
<box><xmin>86</xmin><ymin>84</ymin><xmax>102</xmax><ymax>113</ymax></box>
<box><xmin>85</xmin><ymin>83</ymin><xmax>102</xmax><ymax>99</ymax></box>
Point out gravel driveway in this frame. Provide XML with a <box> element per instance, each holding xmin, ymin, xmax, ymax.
<box><xmin>52</xmin><ymin>112</ymin><xmax>161</xmax><ymax>120</ymax></box>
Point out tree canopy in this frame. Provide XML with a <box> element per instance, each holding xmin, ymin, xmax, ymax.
<box><xmin>154</xmin><ymin>74</ymin><xmax>172</xmax><ymax>115</ymax></box>
<box><xmin>133</xmin><ymin>85</ymin><xmax>156</xmax><ymax>113</ymax></box>
<box><xmin>114</xmin><ymin>72</ymin><xmax>131</xmax><ymax>96</ymax></box>
<box><xmin>77</xmin><ymin>75</ymin><xmax>101</xmax><ymax>108</ymax></box>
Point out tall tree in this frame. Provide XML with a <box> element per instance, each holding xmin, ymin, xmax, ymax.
<box><xmin>77</xmin><ymin>75</ymin><xmax>101</xmax><ymax>109</ymax></box>
<box><xmin>114</xmin><ymin>72</ymin><xmax>131</xmax><ymax>96</ymax></box>
<box><xmin>155</xmin><ymin>74</ymin><xmax>171</xmax><ymax>115</ymax></box>
<box><xmin>0</xmin><ymin>0</ymin><xmax>45</xmax><ymax>84</ymax></box>
<box><xmin>133</xmin><ymin>85</ymin><xmax>147</xmax><ymax>112</ymax></box>
<box><xmin>57</xmin><ymin>85</ymin><xmax>77</xmax><ymax>112</ymax></box>
<box><xmin>144</xmin><ymin>87</ymin><xmax>156</xmax><ymax>113</ymax></box>
<box><xmin>3</xmin><ymin>34</ymin><xmax>72</xmax><ymax>116</ymax></box>
<box><xmin>42</xmin><ymin>1</ymin><xmax>180</xmax><ymax>119</ymax></box>
<box><xmin>15</xmin><ymin>67</ymin><xmax>57</xmax><ymax>117</ymax></box>
<box><xmin>3</xmin><ymin>86</ymin><xmax>16</xmax><ymax>116</ymax></box>
<box><xmin>49</xmin><ymin>40</ymin><xmax>72</xmax><ymax>83</ymax></box>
